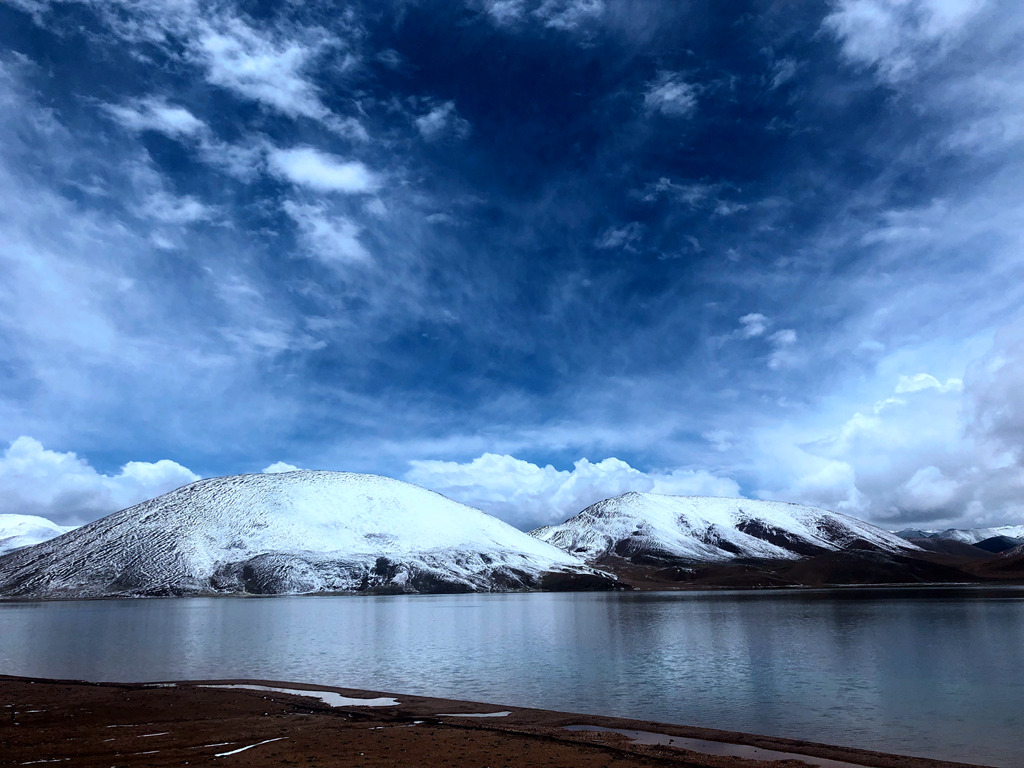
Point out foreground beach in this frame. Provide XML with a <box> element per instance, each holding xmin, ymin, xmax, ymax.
<box><xmin>0</xmin><ymin>676</ymin><xmax>990</xmax><ymax>768</ymax></box>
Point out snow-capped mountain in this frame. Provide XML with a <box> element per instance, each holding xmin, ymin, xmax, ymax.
<box><xmin>0</xmin><ymin>514</ymin><xmax>74</xmax><ymax>555</ymax></box>
<box><xmin>531</xmin><ymin>493</ymin><xmax>918</xmax><ymax>565</ymax></box>
<box><xmin>896</xmin><ymin>525</ymin><xmax>1024</xmax><ymax>545</ymax></box>
<box><xmin>0</xmin><ymin>471</ymin><xmax>613</xmax><ymax>599</ymax></box>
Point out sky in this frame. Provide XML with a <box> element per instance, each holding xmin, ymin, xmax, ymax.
<box><xmin>0</xmin><ymin>0</ymin><xmax>1021</xmax><ymax>531</ymax></box>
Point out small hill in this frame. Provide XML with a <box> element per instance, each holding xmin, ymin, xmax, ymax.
<box><xmin>972</xmin><ymin>535</ymin><xmax>1024</xmax><ymax>554</ymax></box>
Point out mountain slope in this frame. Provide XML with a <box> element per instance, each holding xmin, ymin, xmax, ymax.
<box><xmin>0</xmin><ymin>471</ymin><xmax>614</xmax><ymax>599</ymax></box>
<box><xmin>0</xmin><ymin>514</ymin><xmax>74</xmax><ymax>555</ymax></box>
<box><xmin>531</xmin><ymin>493</ymin><xmax>918</xmax><ymax>566</ymax></box>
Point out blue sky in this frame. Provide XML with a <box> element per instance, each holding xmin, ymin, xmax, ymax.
<box><xmin>0</xmin><ymin>0</ymin><xmax>1021</xmax><ymax>530</ymax></box>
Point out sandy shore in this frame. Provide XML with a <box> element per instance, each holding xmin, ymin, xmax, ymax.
<box><xmin>0</xmin><ymin>675</ymin><xmax>991</xmax><ymax>768</ymax></box>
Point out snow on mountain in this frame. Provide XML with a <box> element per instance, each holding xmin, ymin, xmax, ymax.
<box><xmin>899</xmin><ymin>525</ymin><xmax>1024</xmax><ymax>545</ymax></box>
<box><xmin>0</xmin><ymin>471</ymin><xmax>613</xmax><ymax>599</ymax></box>
<box><xmin>530</xmin><ymin>493</ymin><xmax>919</xmax><ymax>564</ymax></box>
<box><xmin>0</xmin><ymin>514</ymin><xmax>74</xmax><ymax>555</ymax></box>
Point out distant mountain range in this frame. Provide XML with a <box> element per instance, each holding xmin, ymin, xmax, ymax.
<box><xmin>895</xmin><ymin>525</ymin><xmax>1024</xmax><ymax>553</ymax></box>
<box><xmin>2</xmin><ymin>474</ymin><xmax>1022</xmax><ymax>598</ymax></box>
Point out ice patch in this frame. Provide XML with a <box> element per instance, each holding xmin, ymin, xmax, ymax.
<box><xmin>200</xmin><ymin>684</ymin><xmax>398</xmax><ymax>707</ymax></box>
<box><xmin>214</xmin><ymin>737</ymin><xmax>286</xmax><ymax>757</ymax></box>
<box><xmin>436</xmin><ymin>711</ymin><xmax>511</xmax><ymax>718</ymax></box>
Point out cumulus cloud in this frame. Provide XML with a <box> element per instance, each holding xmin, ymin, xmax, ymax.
<box><xmin>756</xmin><ymin>328</ymin><xmax>1024</xmax><ymax>528</ymax></box>
<box><xmin>964</xmin><ymin>325</ymin><xmax>1024</xmax><ymax>461</ymax></box>
<box><xmin>269</xmin><ymin>147</ymin><xmax>379</xmax><ymax>193</ymax></box>
<box><xmin>262</xmin><ymin>461</ymin><xmax>301</xmax><ymax>473</ymax></box>
<box><xmin>643</xmin><ymin>72</ymin><xmax>698</xmax><ymax>117</ymax></box>
<box><xmin>103</xmin><ymin>98</ymin><xmax>206</xmax><ymax>139</ymax></box>
<box><xmin>282</xmin><ymin>201</ymin><xmax>371</xmax><ymax>264</ymax></box>
<box><xmin>405</xmin><ymin>453</ymin><xmax>740</xmax><ymax>531</ymax></box>
<box><xmin>0</xmin><ymin>437</ymin><xmax>199</xmax><ymax>525</ymax></box>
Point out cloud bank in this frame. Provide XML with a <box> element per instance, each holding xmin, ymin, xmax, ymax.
<box><xmin>406</xmin><ymin>453</ymin><xmax>740</xmax><ymax>531</ymax></box>
<box><xmin>0</xmin><ymin>437</ymin><xmax>199</xmax><ymax>525</ymax></box>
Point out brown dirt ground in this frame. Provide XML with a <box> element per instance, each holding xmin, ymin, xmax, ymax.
<box><xmin>0</xmin><ymin>676</ymin><xmax>990</xmax><ymax>768</ymax></box>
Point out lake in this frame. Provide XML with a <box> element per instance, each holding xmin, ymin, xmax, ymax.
<box><xmin>1</xmin><ymin>586</ymin><xmax>1022</xmax><ymax>767</ymax></box>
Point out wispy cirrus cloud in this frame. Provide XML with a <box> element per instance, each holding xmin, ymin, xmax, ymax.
<box><xmin>643</xmin><ymin>71</ymin><xmax>698</xmax><ymax>117</ymax></box>
<box><xmin>282</xmin><ymin>201</ymin><xmax>372</xmax><ymax>265</ymax></box>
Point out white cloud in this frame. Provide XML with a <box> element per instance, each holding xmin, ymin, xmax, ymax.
<box><xmin>269</xmin><ymin>147</ymin><xmax>379</xmax><ymax>193</ymax></box>
<box><xmin>769</xmin><ymin>57</ymin><xmax>799</xmax><ymax>89</ymax></box>
<box><xmin>535</xmin><ymin>0</ymin><xmax>605</xmax><ymax>30</ymax></box>
<box><xmin>103</xmin><ymin>98</ymin><xmax>206</xmax><ymax>139</ymax></box>
<box><xmin>738</xmin><ymin>312</ymin><xmax>768</xmax><ymax>338</ymax></box>
<box><xmin>39</xmin><ymin>3</ymin><xmax>366</xmax><ymax>136</ymax></box>
<box><xmin>755</xmin><ymin>328</ymin><xmax>1024</xmax><ymax>528</ymax></box>
<box><xmin>283</xmin><ymin>201</ymin><xmax>371</xmax><ymax>265</ymax></box>
<box><xmin>196</xmin><ymin>16</ymin><xmax>336</xmax><ymax>123</ymax></box>
<box><xmin>0</xmin><ymin>436</ymin><xmax>199</xmax><ymax>525</ymax></box>
<box><xmin>643</xmin><ymin>72</ymin><xmax>698</xmax><ymax>117</ymax></box>
<box><xmin>262</xmin><ymin>461</ymin><xmax>301</xmax><ymax>473</ymax></box>
<box><xmin>767</xmin><ymin>328</ymin><xmax>799</xmax><ymax>369</ymax></box>
<box><xmin>895</xmin><ymin>373</ymin><xmax>962</xmax><ymax>393</ymax></box>
<box><xmin>770</xmin><ymin>328</ymin><xmax>797</xmax><ymax>346</ymax></box>
<box><xmin>824</xmin><ymin>0</ymin><xmax>987</xmax><ymax>82</ymax></box>
<box><xmin>964</xmin><ymin>325</ymin><xmax>1024</xmax><ymax>460</ymax></box>
<box><xmin>639</xmin><ymin>178</ymin><xmax>718</xmax><ymax>205</ymax></box>
<box><xmin>483</xmin><ymin>0</ymin><xmax>528</xmax><ymax>24</ymax></box>
<box><xmin>139</xmin><ymin>191</ymin><xmax>216</xmax><ymax>224</ymax></box>
<box><xmin>594</xmin><ymin>222</ymin><xmax>643</xmax><ymax>251</ymax></box>
<box><xmin>405</xmin><ymin>453</ymin><xmax>740</xmax><ymax>531</ymax></box>
<box><xmin>415</xmin><ymin>101</ymin><xmax>470</xmax><ymax>141</ymax></box>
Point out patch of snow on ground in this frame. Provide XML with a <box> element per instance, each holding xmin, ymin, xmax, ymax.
<box><xmin>200</xmin><ymin>684</ymin><xmax>398</xmax><ymax>707</ymax></box>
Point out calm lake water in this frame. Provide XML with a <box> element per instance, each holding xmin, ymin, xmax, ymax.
<box><xmin>2</xmin><ymin>587</ymin><xmax>1022</xmax><ymax>767</ymax></box>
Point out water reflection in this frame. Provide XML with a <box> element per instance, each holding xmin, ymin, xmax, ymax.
<box><xmin>1</xmin><ymin>587</ymin><xmax>1022</xmax><ymax>767</ymax></box>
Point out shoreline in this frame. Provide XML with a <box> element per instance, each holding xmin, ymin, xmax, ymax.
<box><xmin>1</xmin><ymin>580</ymin><xmax>1020</xmax><ymax>602</ymax></box>
<box><xmin>0</xmin><ymin>675</ymin><xmax>994</xmax><ymax>768</ymax></box>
